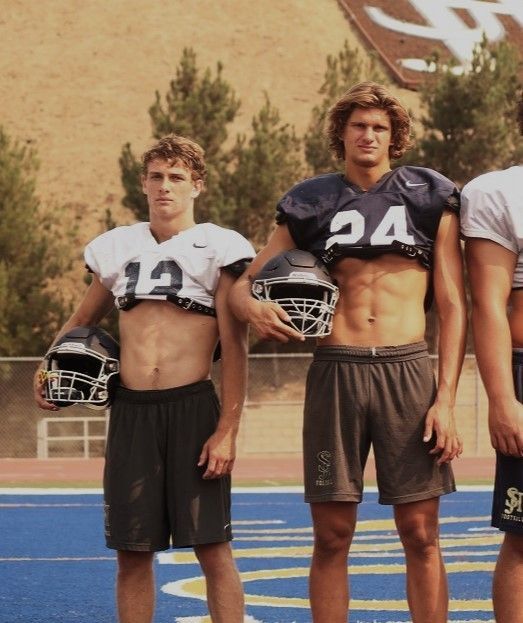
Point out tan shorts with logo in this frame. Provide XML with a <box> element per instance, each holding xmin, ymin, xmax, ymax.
<box><xmin>303</xmin><ymin>342</ymin><xmax>455</xmax><ymax>505</ymax></box>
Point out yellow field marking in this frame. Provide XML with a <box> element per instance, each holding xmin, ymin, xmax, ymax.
<box><xmin>160</xmin><ymin>514</ymin><xmax>499</xmax><ymax>615</ymax></box>
<box><xmin>163</xmin><ymin>564</ymin><xmax>494</xmax><ymax>611</ymax></box>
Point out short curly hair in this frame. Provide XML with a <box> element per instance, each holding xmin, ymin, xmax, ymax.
<box><xmin>142</xmin><ymin>134</ymin><xmax>207</xmax><ymax>184</ymax></box>
<box><xmin>326</xmin><ymin>81</ymin><xmax>413</xmax><ymax>161</ymax></box>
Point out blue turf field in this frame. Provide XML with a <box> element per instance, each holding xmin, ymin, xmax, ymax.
<box><xmin>0</xmin><ymin>487</ymin><xmax>499</xmax><ymax>623</ymax></box>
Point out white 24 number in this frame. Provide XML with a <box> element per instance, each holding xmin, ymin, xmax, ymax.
<box><xmin>325</xmin><ymin>205</ymin><xmax>415</xmax><ymax>248</ymax></box>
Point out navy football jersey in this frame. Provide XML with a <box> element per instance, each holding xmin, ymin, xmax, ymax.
<box><xmin>276</xmin><ymin>166</ymin><xmax>460</xmax><ymax>269</ymax></box>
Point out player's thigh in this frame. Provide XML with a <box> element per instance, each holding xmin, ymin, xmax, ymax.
<box><xmin>166</xmin><ymin>383</ymin><xmax>232</xmax><ymax>547</ymax></box>
<box><xmin>371</xmin><ymin>355</ymin><xmax>454</xmax><ymax>504</ymax></box>
<box><xmin>303</xmin><ymin>354</ymin><xmax>369</xmax><ymax>503</ymax></box>
<box><xmin>104</xmin><ymin>398</ymin><xmax>169</xmax><ymax>550</ymax></box>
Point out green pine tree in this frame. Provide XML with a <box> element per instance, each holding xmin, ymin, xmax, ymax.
<box><xmin>120</xmin><ymin>48</ymin><xmax>241</xmax><ymax>224</ymax></box>
<box><xmin>224</xmin><ymin>95</ymin><xmax>303</xmax><ymax>249</ymax></box>
<box><xmin>409</xmin><ymin>36</ymin><xmax>522</xmax><ymax>185</ymax></box>
<box><xmin>0</xmin><ymin>127</ymin><xmax>69</xmax><ymax>355</ymax></box>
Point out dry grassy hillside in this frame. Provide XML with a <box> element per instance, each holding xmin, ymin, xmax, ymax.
<box><xmin>0</xmin><ymin>0</ymin><xmax>420</xmax><ymax>264</ymax></box>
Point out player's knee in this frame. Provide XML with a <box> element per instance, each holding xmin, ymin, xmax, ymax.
<box><xmin>117</xmin><ymin>550</ymin><xmax>154</xmax><ymax>578</ymax></box>
<box><xmin>396</xmin><ymin>518</ymin><xmax>440</xmax><ymax>554</ymax></box>
<box><xmin>313</xmin><ymin>523</ymin><xmax>354</xmax><ymax>556</ymax></box>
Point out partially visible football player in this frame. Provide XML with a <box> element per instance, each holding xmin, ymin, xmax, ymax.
<box><xmin>34</xmin><ymin>134</ymin><xmax>254</xmax><ymax>623</ymax></box>
<box><xmin>229</xmin><ymin>81</ymin><xmax>466</xmax><ymax>623</ymax></box>
<box><xmin>461</xmin><ymin>91</ymin><xmax>523</xmax><ymax>623</ymax></box>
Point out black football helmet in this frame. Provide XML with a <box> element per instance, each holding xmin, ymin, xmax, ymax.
<box><xmin>42</xmin><ymin>326</ymin><xmax>120</xmax><ymax>410</ymax></box>
<box><xmin>251</xmin><ymin>249</ymin><xmax>339</xmax><ymax>337</ymax></box>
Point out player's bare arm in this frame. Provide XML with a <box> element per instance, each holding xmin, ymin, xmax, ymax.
<box><xmin>33</xmin><ymin>276</ymin><xmax>115</xmax><ymax>411</ymax></box>
<box><xmin>229</xmin><ymin>224</ymin><xmax>305</xmax><ymax>343</ymax></box>
<box><xmin>199</xmin><ymin>270</ymin><xmax>249</xmax><ymax>479</ymax></box>
<box><xmin>466</xmin><ymin>238</ymin><xmax>523</xmax><ymax>457</ymax></box>
<box><xmin>426</xmin><ymin>211</ymin><xmax>467</xmax><ymax>464</ymax></box>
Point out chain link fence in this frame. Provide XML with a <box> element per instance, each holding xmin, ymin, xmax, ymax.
<box><xmin>0</xmin><ymin>354</ymin><xmax>489</xmax><ymax>459</ymax></box>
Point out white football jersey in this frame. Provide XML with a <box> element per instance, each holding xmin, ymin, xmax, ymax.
<box><xmin>461</xmin><ymin>166</ymin><xmax>523</xmax><ymax>289</ymax></box>
<box><xmin>84</xmin><ymin>222</ymin><xmax>255</xmax><ymax>309</ymax></box>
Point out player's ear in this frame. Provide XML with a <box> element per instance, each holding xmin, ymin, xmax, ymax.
<box><xmin>141</xmin><ymin>174</ymin><xmax>147</xmax><ymax>195</ymax></box>
<box><xmin>191</xmin><ymin>179</ymin><xmax>203</xmax><ymax>198</ymax></box>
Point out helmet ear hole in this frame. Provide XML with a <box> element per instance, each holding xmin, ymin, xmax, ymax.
<box><xmin>251</xmin><ymin>249</ymin><xmax>339</xmax><ymax>337</ymax></box>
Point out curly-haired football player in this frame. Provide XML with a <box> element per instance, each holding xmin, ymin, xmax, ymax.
<box><xmin>231</xmin><ymin>81</ymin><xmax>467</xmax><ymax>623</ymax></box>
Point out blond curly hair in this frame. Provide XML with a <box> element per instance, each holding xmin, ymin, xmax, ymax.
<box><xmin>326</xmin><ymin>82</ymin><xmax>413</xmax><ymax>161</ymax></box>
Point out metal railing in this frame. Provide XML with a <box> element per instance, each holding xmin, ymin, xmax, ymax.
<box><xmin>36</xmin><ymin>415</ymin><xmax>108</xmax><ymax>459</ymax></box>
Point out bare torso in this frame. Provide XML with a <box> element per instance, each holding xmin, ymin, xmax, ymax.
<box><xmin>321</xmin><ymin>253</ymin><xmax>429</xmax><ymax>347</ymax></box>
<box><xmin>118</xmin><ymin>301</ymin><xmax>218</xmax><ymax>390</ymax></box>
<box><xmin>510</xmin><ymin>290</ymin><xmax>523</xmax><ymax>347</ymax></box>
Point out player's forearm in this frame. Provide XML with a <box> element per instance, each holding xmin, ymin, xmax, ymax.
<box><xmin>435</xmin><ymin>302</ymin><xmax>467</xmax><ymax>406</ymax></box>
<box><xmin>217</xmin><ymin>336</ymin><xmax>248</xmax><ymax>434</ymax></box>
<box><xmin>432</xmin><ymin>212</ymin><xmax>467</xmax><ymax>404</ymax></box>
<box><xmin>472</xmin><ymin>302</ymin><xmax>515</xmax><ymax>403</ymax></box>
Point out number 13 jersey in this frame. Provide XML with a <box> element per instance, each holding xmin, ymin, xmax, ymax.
<box><xmin>276</xmin><ymin>166</ymin><xmax>460</xmax><ymax>269</ymax></box>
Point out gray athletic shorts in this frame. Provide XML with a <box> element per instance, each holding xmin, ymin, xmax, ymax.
<box><xmin>491</xmin><ymin>350</ymin><xmax>523</xmax><ymax>533</ymax></box>
<box><xmin>103</xmin><ymin>380</ymin><xmax>232</xmax><ymax>551</ymax></box>
<box><xmin>303</xmin><ymin>342</ymin><xmax>456</xmax><ymax>505</ymax></box>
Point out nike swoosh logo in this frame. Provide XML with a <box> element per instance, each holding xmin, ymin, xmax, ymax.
<box><xmin>406</xmin><ymin>181</ymin><xmax>426</xmax><ymax>187</ymax></box>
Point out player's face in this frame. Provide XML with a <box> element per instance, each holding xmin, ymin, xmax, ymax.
<box><xmin>141</xmin><ymin>159</ymin><xmax>202</xmax><ymax>218</ymax></box>
<box><xmin>341</xmin><ymin>107</ymin><xmax>392</xmax><ymax>169</ymax></box>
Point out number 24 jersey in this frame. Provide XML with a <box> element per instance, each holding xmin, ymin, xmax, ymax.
<box><xmin>276</xmin><ymin>166</ymin><xmax>460</xmax><ymax>269</ymax></box>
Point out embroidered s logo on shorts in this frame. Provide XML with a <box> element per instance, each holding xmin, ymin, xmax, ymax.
<box><xmin>503</xmin><ymin>486</ymin><xmax>523</xmax><ymax>522</ymax></box>
<box><xmin>316</xmin><ymin>450</ymin><xmax>333</xmax><ymax>486</ymax></box>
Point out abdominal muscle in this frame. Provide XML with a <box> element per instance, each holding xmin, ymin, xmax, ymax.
<box><xmin>321</xmin><ymin>254</ymin><xmax>430</xmax><ymax>347</ymax></box>
<box><xmin>117</xmin><ymin>300</ymin><xmax>218</xmax><ymax>390</ymax></box>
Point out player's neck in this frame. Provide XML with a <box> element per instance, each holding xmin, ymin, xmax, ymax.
<box><xmin>344</xmin><ymin>162</ymin><xmax>391</xmax><ymax>191</ymax></box>
<box><xmin>148</xmin><ymin>214</ymin><xmax>196</xmax><ymax>242</ymax></box>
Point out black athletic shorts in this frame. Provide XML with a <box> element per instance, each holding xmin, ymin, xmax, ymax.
<box><xmin>303</xmin><ymin>342</ymin><xmax>456</xmax><ymax>505</ymax></box>
<box><xmin>103</xmin><ymin>380</ymin><xmax>232</xmax><ymax>551</ymax></box>
<box><xmin>492</xmin><ymin>350</ymin><xmax>523</xmax><ymax>533</ymax></box>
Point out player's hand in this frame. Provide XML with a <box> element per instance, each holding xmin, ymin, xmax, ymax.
<box><xmin>244</xmin><ymin>298</ymin><xmax>305</xmax><ymax>343</ymax></box>
<box><xmin>198</xmin><ymin>429</ymin><xmax>237</xmax><ymax>479</ymax></box>
<box><xmin>423</xmin><ymin>401</ymin><xmax>463</xmax><ymax>465</ymax></box>
<box><xmin>488</xmin><ymin>398</ymin><xmax>523</xmax><ymax>457</ymax></box>
<box><xmin>33</xmin><ymin>368</ymin><xmax>59</xmax><ymax>411</ymax></box>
